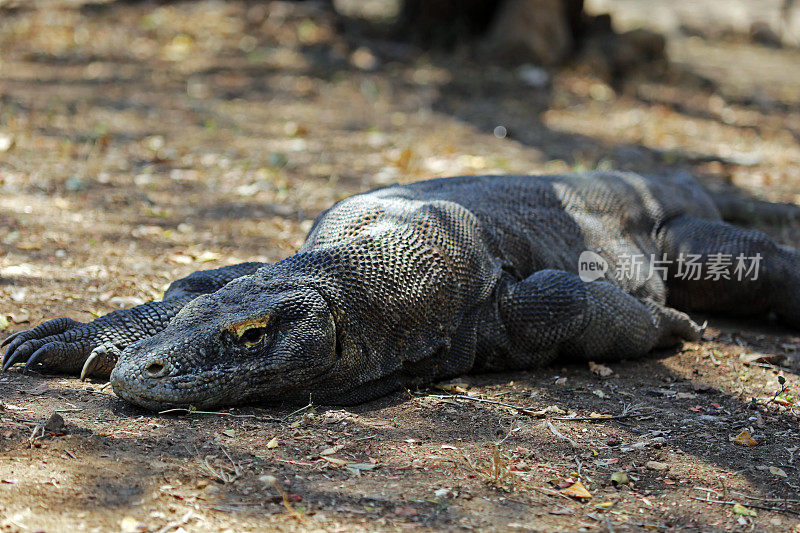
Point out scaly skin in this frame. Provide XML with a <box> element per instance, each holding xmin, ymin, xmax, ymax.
<box><xmin>3</xmin><ymin>172</ymin><xmax>799</xmax><ymax>409</ymax></box>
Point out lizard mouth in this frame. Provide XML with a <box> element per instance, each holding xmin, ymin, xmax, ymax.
<box><xmin>110</xmin><ymin>362</ymin><xmax>332</xmax><ymax>410</ymax></box>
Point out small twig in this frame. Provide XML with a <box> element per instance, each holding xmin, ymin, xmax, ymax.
<box><xmin>552</xmin><ymin>412</ymin><xmax>655</xmax><ymax>422</ymax></box>
<box><xmin>546</xmin><ymin>420</ymin><xmax>576</xmax><ymax>448</ymax></box>
<box><xmin>274</xmin><ymin>458</ymin><xmax>316</xmax><ymax>466</ymax></box>
<box><xmin>266</xmin><ymin>477</ymin><xmax>307</xmax><ymax>523</ymax></box>
<box><xmin>28</xmin><ymin>424</ymin><xmax>44</xmax><ymax>446</ymax></box>
<box><xmin>731</xmin><ymin>491</ymin><xmax>800</xmax><ymax>505</ymax></box>
<box><xmin>94</xmin><ymin>415</ymin><xmax>144</xmax><ymax>423</ymax></box>
<box><xmin>534</xmin><ymin>486</ymin><xmax>576</xmax><ymax>501</ymax></box>
<box><xmin>351</xmin><ymin>433</ymin><xmax>379</xmax><ymax>442</ymax></box>
<box><xmin>281</xmin><ymin>402</ymin><xmax>314</xmax><ymax>421</ymax></box>
<box><xmin>426</xmin><ymin>394</ymin><xmax>540</xmax><ymax>415</ymax></box>
<box><xmin>200</xmin><ymin>446</ymin><xmax>241</xmax><ymax>484</ymax></box>
<box><xmin>690</xmin><ymin>497</ymin><xmax>800</xmax><ymax>515</ymax></box>
<box><xmin>155</xmin><ymin>510</ymin><xmax>197</xmax><ymax>533</ymax></box>
<box><xmin>203</xmin><ymin>504</ymin><xmax>262</xmax><ymax>512</ymax></box>
<box><xmin>764</xmin><ymin>376</ymin><xmax>789</xmax><ymax>408</ymax></box>
<box><xmin>692</xmin><ymin>487</ymin><xmax>720</xmax><ymax>497</ymax></box>
<box><xmin>496</xmin><ymin>418</ymin><xmax>523</xmax><ymax>445</ymax></box>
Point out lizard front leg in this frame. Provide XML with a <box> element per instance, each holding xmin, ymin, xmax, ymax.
<box><xmin>2</xmin><ymin>262</ymin><xmax>267</xmax><ymax>378</ymax></box>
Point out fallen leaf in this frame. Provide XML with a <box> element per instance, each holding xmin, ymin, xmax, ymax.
<box><xmin>346</xmin><ymin>463</ymin><xmax>378</xmax><ymax>472</ymax></box>
<box><xmin>610</xmin><ymin>472</ymin><xmax>629</xmax><ymax>485</ymax></box>
<box><xmin>435</xmin><ymin>383</ymin><xmax>468</xmax><ymax>394</ymax></box>
<box><xmin>27</xmin><ymin>383</ymin><xmax>49</xmax><ymax>396</ymax></box>
<box><xmin>732</xmin><ymin>503</ymin><xmax>757</xmax><ymax>517</ymax></box>
<box><xmin>740</xmin><ymin>352</ymin><xmax>786</xmax><ymax>365</ymax></box>
<box><xmin>769</xmin><ymin>466</ymin><xmax>787</xmax><ymax>477</ymax></box>
<box><xmin>732</xmin><ymin>430</ymin><xmax>759</xmax><ymax>447</ymax></box>
<box><xmin>167</xmin><ymin>254</ymin><xmax>193</xmax><ymax>265</ymax></box>
<box><xmin>9</xmin><ymin>310</ymin><xmax>30</xmax><ymax>324</ymax></box>
<box><xmin>194</xmin><ymin>251</ymin><xmax>220</xmax><ymax>262</ymax></box>
<box><xmin>320</xmin><ymin>456</ymin><xmax>349</xmax><ymax>466</ymax></box>
<box><xmin>552</xmin><ymin>477</ymin><xmax>574</xmax><ymax>489</ymax></box>
<box><xmin>561</xmin><ymin>481</ymin><xmax>592</xmax><ymax>499</ymax></box>
<box><xmin>530</xmin><ymin>405</ymin><xmax>566</xmax><ymax>417</ymax></box>
<box><xmin>589</xmin><ymin>361</ymin><xmax>613</xmax><ymax>377</ymax></box>
<box><xmin>266</xmin><ymin>437</ymin><xmax>279</xmax><ymax>449</ymax></box>
<box><xmin>320</xmin><ymin>444</ymin><xmax>344</xmax><ymax>456</ymax></box>
<box><xmin>0</xmin><ymin>133</ymin><xmax>15</xmax><ymax>152</ymax></box>
<box><xmin>119</xmin><ymin>516</ymin><xmax>141</xmax><ymax>533</ymax></box>
<box><xmin>0</xmin><ymin>315</ymin><xmax>8</xmax><ymax>331</ymax></box>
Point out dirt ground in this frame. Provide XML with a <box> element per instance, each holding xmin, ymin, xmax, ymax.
<box><xmin>1</xmin><ymin>1</ymin><xmax>799</xmax><ymax>531</ymax></box>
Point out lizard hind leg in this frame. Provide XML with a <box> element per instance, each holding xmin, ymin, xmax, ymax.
<box><xmin>659</xmin><ymin>214</ymin><xmax>800</xmax><ymax>328</ymax></box>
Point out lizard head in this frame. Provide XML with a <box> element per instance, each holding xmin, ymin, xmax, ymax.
<box><xmin>109</xmin><ymin>275</ymin><xmax>337</xmax><ymax>410</ymax></box>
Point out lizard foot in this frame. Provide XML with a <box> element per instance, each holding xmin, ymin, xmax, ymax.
<box><xmin>2</xmin><ymin>317</ymin><xmax>107</xmax><ymax>375</ymax></box>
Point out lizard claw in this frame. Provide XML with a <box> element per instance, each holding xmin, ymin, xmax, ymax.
<box><xmin>24</xmin><ymin>343</ymin><xmax>66</xmax><ymax>373</ymax></box>
<box><xmin>2</xmin><ymin>346</ymin><xmax>25</xmax><ymax>372</ymax></box>
<box><xmin>1</xmin><ymin>330</ymin><xmax>24</xmax><ymax>348</ymax></box>
<box><xmin>81</xmin><ymin>351</ymin><xmax>100</xmax><ymax>381</ymax></box>
<box><xmin>3</xmin><ymin>339</ymin><xmax>45</xmax><ymax>372</ymax></box>
<box><xmin>81</xmin><ymin>345</ymin><xmax>121</xmax><ymax>380</ymax></box>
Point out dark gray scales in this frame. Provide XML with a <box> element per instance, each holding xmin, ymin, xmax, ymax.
<box><xmin>3</xmin><ymin>171</ymin><xmax>799</xmax><ymax>409</ymax></box>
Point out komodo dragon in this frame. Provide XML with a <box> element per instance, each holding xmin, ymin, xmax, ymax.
<box><xmin>3</xmin><ymin>171</ymin><xmax>799</xmax><ymax>410</ymax></box>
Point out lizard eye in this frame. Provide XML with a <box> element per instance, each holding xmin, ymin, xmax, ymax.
<box><xmin>238</xmin><ymin>326</ymin><xmax>268</xmax><ymax>347</ymax></box>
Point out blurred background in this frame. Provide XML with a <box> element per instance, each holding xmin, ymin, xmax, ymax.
<box><xmin>0</xmin><ymin>0</ymin><xmax>799</xmax><ymax>311</ymax></box>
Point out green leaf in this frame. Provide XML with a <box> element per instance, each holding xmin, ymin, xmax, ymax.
<box><xmin>732</xmin><ymin>503</ymin><xmax>756</xmax><ymax>517</ymax></box>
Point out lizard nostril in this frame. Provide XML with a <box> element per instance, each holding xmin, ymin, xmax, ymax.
<box><xmin>145</xmin><ymin>362</ymin><xmax>165</xmax><ymax>377</ymax></box>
